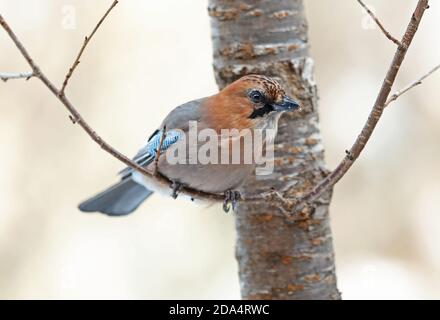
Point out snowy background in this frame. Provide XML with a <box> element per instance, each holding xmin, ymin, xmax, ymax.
<box><xmin>0</xmin><ymin>0</ymin><xmax>439</xmax><ymax>299</ymax></box>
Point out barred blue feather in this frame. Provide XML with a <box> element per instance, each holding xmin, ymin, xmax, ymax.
<box><xmin>145</xmin><ymin>130</ymin><xmax>182</xmax><ymax>155</ymax></box>
<box><xmin>119</xmin><ymin>129</ymin><xmax>183</xmax><ymax>178</ymax></box>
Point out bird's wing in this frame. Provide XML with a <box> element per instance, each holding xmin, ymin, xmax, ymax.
<box><xmin>160</xmin><ymin>98</ymin><xmax>203</xmax><ymax>130</ymax></box>
<box><xmin>119</xmin><ymin>98</ymin><xmax>204</xmax><ymax>178</ymax></box>
<box><xmin>119</xmin><ymin>129</ymin><xmax>183</xmax><ymax>178</ymax></box>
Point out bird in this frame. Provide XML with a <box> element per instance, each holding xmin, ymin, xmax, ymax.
<box><xmin>78</xmin><ymin>74</ymin><xmax>300</xmax><ymax>216</ymax></box>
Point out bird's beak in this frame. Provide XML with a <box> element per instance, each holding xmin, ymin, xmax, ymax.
<box><xmin>272</xmin><ymin>96</ymin><xmax>300</xmax><ymax>112</ymax></box>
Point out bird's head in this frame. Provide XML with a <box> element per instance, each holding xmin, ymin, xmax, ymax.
<box><xmin>205</xmin><ymin>75</ymin><xmax>300</xmax><ymax>131</ymax></box>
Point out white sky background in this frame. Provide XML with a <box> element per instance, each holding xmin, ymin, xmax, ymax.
<box><xmin>0</xmin><ymin>0</ymin><xmax>439</xmax><ymax>299</ymax></box>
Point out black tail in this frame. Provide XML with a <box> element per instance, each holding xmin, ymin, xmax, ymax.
<box><xmin>78</xmin><ymin>179</ymin><xmax>153</xmax><ymax>216</ymax></box>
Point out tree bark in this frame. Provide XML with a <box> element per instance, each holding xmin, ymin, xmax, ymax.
<box><xmin>208</xmin><ymin>0</ymin><xmax>340</xmax><ymax>300</ymax></box>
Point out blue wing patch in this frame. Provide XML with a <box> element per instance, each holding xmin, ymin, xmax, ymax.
<box><xmin>119</xmin><ymin>129</ymin><xmax>183</xmax><ymax>177</ymax></box>
<box><xmin>144</xmin><ymin>130</ymin><xmax>182</xmax><ymax>156</ymax></box>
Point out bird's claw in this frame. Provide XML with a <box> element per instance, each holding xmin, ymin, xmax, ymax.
<box><xmin>171</xmin><ymin>181</ymin><xmax>183</xmax><ymax>199</ymax></box>
<box><xmin>223</xmin><ymin>190</ymin><xmax>241</xmax><ymax>213</ymax></box>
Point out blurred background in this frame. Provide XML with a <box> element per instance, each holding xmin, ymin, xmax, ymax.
<box><xmin>0</xmin><ymin>0</ymin><xmax>439</xmax><ymax>299</ymax></box>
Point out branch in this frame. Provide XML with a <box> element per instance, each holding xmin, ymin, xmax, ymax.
<box><xmin>357</xmin><ymin>0</ymin><xmax>402</xmax><ymax>46</ymax></box>
<box><xmin>297</xmin><ymin>0</ymin><xmax>430</xmax><ymax>210</ymax></box>
<box><xmin>59</xmin><ymin>0</ymin><xmax>118</xmax><ymax>96</ymax></box>
<box><xmin>0</xmin><ymin>6</ymin><xmax>225</xmax><ymax>203</ymax></box>
<box><xmin>0</xmin><ymin>71</ymin><xmax>33</xmax><ymax>82</ymax></box>
<box><xmin>385</xmin><ymin>64</ymin><xmax>440</xmax><ymax>107</ymax></box>
<box><xmin>0</xmin><ymin>0</ymin><xmax>435</xmax><ymax>215</ymax></box>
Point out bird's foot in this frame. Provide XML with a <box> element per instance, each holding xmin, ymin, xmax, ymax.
<box><xmin>223</xmin><ymin>190</ymin><xmax>241</xmax><ymax>213</ymax></box>
<box><xmin>171</xmin><ymin>181</ymin><xmax>184</xmax><ymax>199</ymax></box>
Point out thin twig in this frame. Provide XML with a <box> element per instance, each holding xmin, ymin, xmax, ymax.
<box><xmin>0</xmin><ymin>0</ymin><xmax>435</xmax><ymax>212</ymax></box>
<box><xmin>0</xmin><ymin>71</ymin><xmax>33</xmax><ymax>82</ymax></box>
<box><xmin>385</xmin><ymin>64</ymin><xmax>440</xmax><ymax>107</ymax></box>
<box><xmin>357</xmin><ymin>0</ymin><xmax>402</xmax><ymax>46</ymax></box>
<box><xmin>153</xmin><ymin>126</ymin><xmax>167</xmax><ymax>176</ymax></box>
<box><xmin>59</xmin><ymin>0</ymin><xmax>118</xmax><ymax>96</ymax></box>
<box><xmin>0</xmin><ymin>9</ymin><xmax>225</xmax><ymax>203</ymax></box>
<box><xmin>297</xmin><ymin>0</ymin><xmax>430</xmax><ymax>211</ymax></box>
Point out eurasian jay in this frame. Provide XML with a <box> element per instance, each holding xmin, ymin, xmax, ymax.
<box><xmin>78</xmin><ymin>75</ymin><xmax>299</xmax><ymax>215</ymax></box>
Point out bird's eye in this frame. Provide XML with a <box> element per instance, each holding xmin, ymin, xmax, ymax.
<box><xmin>249</xmin><ymin>90</ymin><xmax>265</xmax><ymax>104</ymax></box>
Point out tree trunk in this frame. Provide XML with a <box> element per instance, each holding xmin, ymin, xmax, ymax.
<box><xmin>208</xmin><ymin>0</ymin><xmax>340</xmax><ymax>300</ymax></box>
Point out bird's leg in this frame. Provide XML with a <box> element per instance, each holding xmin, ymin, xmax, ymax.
<box><xmin>171</xmin><ymin>180</ymin><xmax>184</xmax><ymax>199</ymax></box>
<box><xmin>223</xmin><ymin>190</ymin><xmax>241</xmax><ymax>213</ymax></box>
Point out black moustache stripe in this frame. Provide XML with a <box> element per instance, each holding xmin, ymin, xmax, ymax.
<box><xmin>248</xmin><ymin>104</ymin><xmax>274</xmax><ymax>119</ymax></box>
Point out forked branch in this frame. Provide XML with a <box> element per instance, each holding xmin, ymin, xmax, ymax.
<box><xmin>0</xmin><ymin>0</ymin><xmax>437</xmax><ymax>215</ymax></box>
<box><xmin>0</xmin><ymin>3</ymin><xmax>224</xmax><ymax>203</ymax></box>
<box><xmin>297</xmin><ymin>0</ymin><xmax>431</xmax><ymax>210</ymax></box>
